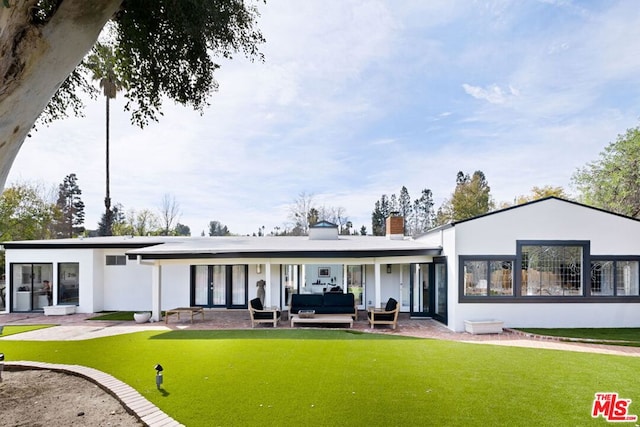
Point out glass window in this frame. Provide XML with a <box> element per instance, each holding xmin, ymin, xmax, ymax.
<box><xmin>211</xmin><ymin>265</ymin><xmax>226</xmax><ymax>305</ymax></box>
<box><xmin>105</xmin><ymin>255</ymin><xmax>126</xmax><ymax>266</ymax></box>
<box><xmin>231</xmin><ymin>265</ymin><xmax>246</xmax><ymax>306</ymax></box>
<box><xmin>590</xmin><ymin>260</ymin><xmax>639</xmax><ymax>296</ymax></box>
<box><xmin>463</xmin><ymin>259</ymin><xmax>513</xmax><ymax>296</ymax></box>
<box><xmin>490</xmin><ymin>261</ymin><xmax>513</xmax><ymax>295</ymax></box>
<box><xmin>617</xmin><ymin>261</ymin><xmax>639</xmax><ymax>296</ymax></box>
<box><xmin>521</xmin><ymin>245</ymin><xmax>583</xmax><ymax>296</ymax></box>
<box><xmin>347</xmin><ymin>265</ymin><xmax>365</xmax><ymax>307</ymax></box>
<box><xmin>590</xmin><ymin>261</ymin><xmax>614</xmax><ymax>295</ymax></box>
<box><xmin>58</xmin><ymin>263</ymin><xmax>79</xmax><ymax>305</ymax></box>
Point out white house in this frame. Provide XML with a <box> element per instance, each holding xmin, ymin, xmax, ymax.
<box><xmin>2</xmin><ymin>198</ymin><xmax>640</xmax><ymax>331</ymax></box>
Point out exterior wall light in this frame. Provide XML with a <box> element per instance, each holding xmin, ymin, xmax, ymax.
<box><xmin>256</xmin><ymin>264</ymin><xmax>262</xmax><ymax>274</ymax></box>
<box><xmin>386</xmin><ymin>264</ymin><xmax>392</xmax><ymax>274</ymax></box>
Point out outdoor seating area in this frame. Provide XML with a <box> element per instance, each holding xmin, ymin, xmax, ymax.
<box><xmin>367</xmin><ymin>298</ymin><xmax>400</xmax><ymax>329</ymax></box>
<box><xmin>289</xmin><ymin>292</ymin><xmax>358</xmax><ymax>319</ymax></box>
<box><xmin>164</xmin><ymin>307</ymin><xmax>205</xmax><ymax>324</ymax></box>
<box><xmin>290</xmin><ymin>313</ymin><xmax>353</xmax><ymax>328</ymax></box>
<box><xmin>248</xmin><ymin>298</ymin><xmax>281</xmax><ymax>327</ymax></box>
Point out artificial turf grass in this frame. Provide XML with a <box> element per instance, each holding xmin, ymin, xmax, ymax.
<box><xmin>517</xmin><ymin>328</ymin><xmax>640</xmax><ymax>346</ymax></box>
<box><xmin>2</xmin><ymin>329</ymin><xmax>639</xmax><ymax>426</ymax></box>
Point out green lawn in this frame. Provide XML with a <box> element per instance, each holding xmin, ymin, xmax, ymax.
<box><xmin>2</xmin><ymin>329</ymin><xmax>639</xmax><ymax>425</ymax></box>
<box><xmin>517</xmin><ymin>328</ymin><xmax>640</xmax><ymax>346</ymax></box>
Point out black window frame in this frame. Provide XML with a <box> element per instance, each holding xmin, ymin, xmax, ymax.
<box><xmin>105</xmin><ymin>255</ymin><xmax>127</xmax><ymax>266</ymax></box>
<box><xmin>459</xmin><ymin>256</ymin><xmax>516</xmax><ymax>299</ymax></box>
<box><xmin>590</xmin><ymin>256</ymin><xmax>640</xmax><ymax>297</ymax></box>
<box><xmin>459</xmin><ymin>240</ymin><xmax>640</xmax><ymax>303</ymax></box>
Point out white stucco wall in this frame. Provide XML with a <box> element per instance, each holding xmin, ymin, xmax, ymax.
<box><xmin>444</xmin><ymin>199</ymin><xmax>640</xmax><ymax>332</ymax></box>
<box><xmin>6</xmin><ymin>248</ymin><xmax>96</xmax><ymax>313</ymax></box>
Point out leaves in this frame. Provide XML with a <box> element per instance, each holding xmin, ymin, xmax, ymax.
<box><xmin>572</xmin><ymin>126</ymin><xmax>640</xmax><ymax>218</ymax></box>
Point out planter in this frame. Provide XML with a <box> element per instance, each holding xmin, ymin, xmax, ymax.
<box><xmin>464</xmin><ymin>319</ymin><xmax>504</xmax><ymax>335</ymax></box>
<box><xmin>44</xmin><ymin>305</ymin><xmax>76</xmax><ymax>316</ymax></box>
<box><xmin>134</xmin><ymin>312</ymin><xmax>151</xmax><ymax>323</ymax></box>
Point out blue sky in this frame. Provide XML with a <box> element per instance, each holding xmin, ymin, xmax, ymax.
<box><xmin>7</xmin><ymin>0</ymin><xmax>640</xmax><ymax>235</ymax></box>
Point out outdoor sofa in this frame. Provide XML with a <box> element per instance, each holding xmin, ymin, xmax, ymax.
<box><xmin>289</xmin><ymin>292</ymin><xmax>358</xmax><ymax>319</ymax></box>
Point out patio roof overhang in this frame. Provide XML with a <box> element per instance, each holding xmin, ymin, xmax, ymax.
<box><xmin>126</xmin><ymin>247</ymin><xmax>441</xmax><ymax>260</ymax></box>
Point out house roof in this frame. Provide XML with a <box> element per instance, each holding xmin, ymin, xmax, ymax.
<box><xmin>3</xmin><ymin>235</ymin><xmax>441</xmax><ymax>260</ymax></box>
<box><xmin>416</xmin><ymin>197</ymin><xmax>640</xmax><ymax>239</ymax></box>
<box><xmin>451</xmin><ymin>196</ymin><xmax>640</xmax><ymax>226</ymax></box>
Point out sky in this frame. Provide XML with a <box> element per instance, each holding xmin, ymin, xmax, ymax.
<box><xmin>6</xmin><ymin>0</ymin><xmax>640</xmax><ymax>236</ymax></box>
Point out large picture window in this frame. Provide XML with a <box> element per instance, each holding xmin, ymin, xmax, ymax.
<box><xmin>462</xmin><ymin>258</ymin><xmax>514</xmax><ymax>296</ymax></box>
<box><xmin>519</xmin><ymin>243</ymin><xmax>585</xmax><ymax>297</ymax></box>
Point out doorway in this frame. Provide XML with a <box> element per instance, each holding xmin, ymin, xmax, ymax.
<box><xmin>410</xmin><ymin>258</ymin><xmax>447</xmax><ymax>323</ymax></box>
<box><xmin>11</xmin><ymin>263</ymin><xmax>53</xmax><ymax>312</ymax></box>
<box><xmin>192</xmin><ymin>265</ymin><xmax>248</xmax><ymax>308</ymax></box>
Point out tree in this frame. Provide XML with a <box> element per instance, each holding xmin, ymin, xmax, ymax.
<box><xmin>174</xmin><ymin>223</ymin><xmax>191</xmax><ymax>236</ymax></box>
<box><xmin>158</xmin><ymin>193</ymin><xmax>181</xmax><ymax>236</ymax></box>
<box><xmin>398</xmin><ymin>186</ymin><xmax>411</xmax><ymax>233</ymax></box>
<box><xmin>448</xmin><ymin>170</ymin><xmax>494</xmax><ymax>222</ymax></box>
<box><xmin>87</xmin><ymin>42</ymin><xmax>125</xmax><ymax>236</ymax></box>
<box><xmin>572</xmin><ymin>126</ymin><xmax>640</xmax><ymax>218</ymax></box>
<box><xmin>0</xmin><ymin>182</ymin><xmax>55</xmax><ymax>241</ymax></box>
<box><xmin>498</xmin><ymin>185</ymin><xmax>570</xmax><ymax>209</ymax></box>
<box><xmin>0</xmin><ymin>1</ymin><xmax>265</xmax><ymax>191</ymax></box>
<box><xmin>288</xmin><ymin>192</ymin><xmax>315</xmax><ymax>235</ymax></box>
<box><xmin>100</xmin><ymin>202</ymin><xmax>127</xmax><ymax>235</ymax></box>
<box><xmin>413</xmin><ymin>188</ymin><xmax>435</xmax><ymax>234</ymax></box>
<box><xmin>53</xmin><ymin>173</ymin><xmax>85</xmax><ymax>238</ymax></box>
<box><xmin>209</xmin><ymin>220</ymin><xmax>230</xmax><ymax>236</ymax></box>
<box><xmin>126</xmin><ymin>208</ymin><xmax>158</xmax><ymax>236</ymax></box>
<box><xmin>371</xmin><ymin>194</ymin><xmax>390</xmax><ymax>236</ymax></box>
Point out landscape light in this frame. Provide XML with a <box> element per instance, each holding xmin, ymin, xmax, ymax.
<box><xmin>154</xmin><ymin>363</ymin><xmax>163</xmax><ymax>389</ymax></box>
<box><xmin>0</xmin><ymin>353</ymin><xmax>4</xmax><ymax>382</ymax></box>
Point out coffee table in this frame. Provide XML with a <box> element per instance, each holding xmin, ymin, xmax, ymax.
<box><xmin>290</xmin><ymin>313</ymin><xmax>353</xmax><ymax>328</ymax></box>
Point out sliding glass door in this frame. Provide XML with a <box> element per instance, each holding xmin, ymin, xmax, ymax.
<box><xmin>11</xmin><ymin>263</ymin><xmax>53</xmax><ymax>312</ymax></box>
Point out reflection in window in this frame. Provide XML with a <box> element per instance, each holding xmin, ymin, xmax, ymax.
<box><xmin>521</xmin><ymin>245</ymin><xmax>583</xmax><ymax>296</ymax></box>
<box><xmin>463</xmin><ymin>259</ymin><xmax>513</xmax><ymax>296</ymax></box>
<box><xmin>58</xmin><ymin>263</ymin><xmax>79</xmax><ymax>305</ymax></box>
<box><xmin>591</xmin><ymin>260</ymin><xmax>639</xmax><ymax>296</ymax></box>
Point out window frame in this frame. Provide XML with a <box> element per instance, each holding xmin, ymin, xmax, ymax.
<box><xmin>459</xmin><ymin>256</ymin><xmax>516</xmax><ymax>299</ymax></box>
<box><xmin>516</xmin><ymin>240</ymin><xmax>589</xmax><ymax>299</ymax></box>
<box><xmin>459</xmin><ymin>240</ymin><xmax>640</xmax><ymax>303</ymax></box>
<box><xmin>105</xmin><ymin>255</ymin><xmax>127</xmax><ymax>266</ymax></box>
<box><xmin>590</xmin><ymin>256</ymin><xmax>640</xmax><ymax>297</ymax></box>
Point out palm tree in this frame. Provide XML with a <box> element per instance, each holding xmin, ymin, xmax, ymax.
<box><xmin>87</xmin><ymin>44</ymin><xmax>124</xmax><ymax>236</ymax></box>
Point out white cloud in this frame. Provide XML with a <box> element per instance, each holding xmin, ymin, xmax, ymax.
<box><xmin>6</xmin><ymin>0</ymin><xmax>640</xmax><ymax>236</ymax></box>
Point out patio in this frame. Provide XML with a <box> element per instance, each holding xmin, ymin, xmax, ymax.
<box><xmin>0</xmin><ymin>310</ymin><xmax>638</xmax><ymax>358</ymax></box>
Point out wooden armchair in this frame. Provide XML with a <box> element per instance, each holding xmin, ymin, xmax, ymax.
<box><xmin>249</xmin><ymin>298</ymin><xmax>281</xmax><ymax>328</ymax></box>
<box><xmin>367</xmin><ymin>298</ymin><xmax>400</xmax><ymax>329</ymax></box>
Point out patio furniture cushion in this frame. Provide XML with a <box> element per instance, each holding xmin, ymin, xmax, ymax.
<box><xmin>385</xmin><ymin>297</ymin><xmax>398</xmax><ymax>312</ymax></box>
<box><xmin>250</xmin><ymin>297</ymin><xmax>264</xmax><ymax>311</ymax></box>
<box><xmin>323</xmin><ymin>292</ymin><xmax>354</xmax><ymax>307</ymax></box>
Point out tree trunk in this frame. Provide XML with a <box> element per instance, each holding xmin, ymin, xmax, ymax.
<box><xmin>0</xmin><ymin>0</ymin><xmax>123</xmax><ymax>190</ymax></box>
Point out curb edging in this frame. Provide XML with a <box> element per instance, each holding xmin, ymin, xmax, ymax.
<box><xmin>4</xmin><ymin>361</ymin><xmax>183</xmax><ymax>427</ymax></box>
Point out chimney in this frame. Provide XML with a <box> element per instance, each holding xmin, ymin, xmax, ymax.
<box><xmin>386</xmin><ymin>212</ymin><xmax>404</xmax><ymax>240</ymax></box>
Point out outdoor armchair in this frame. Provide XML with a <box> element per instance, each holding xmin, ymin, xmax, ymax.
<box><xmin>249</xmin><ymin>297</ymin><xmax>281</xmax><ymax>328</ymax></box>
<box><xmin>367</xmin><ymin>297</ymin><xmax>400</xmax><ymax>329</ymax></box>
